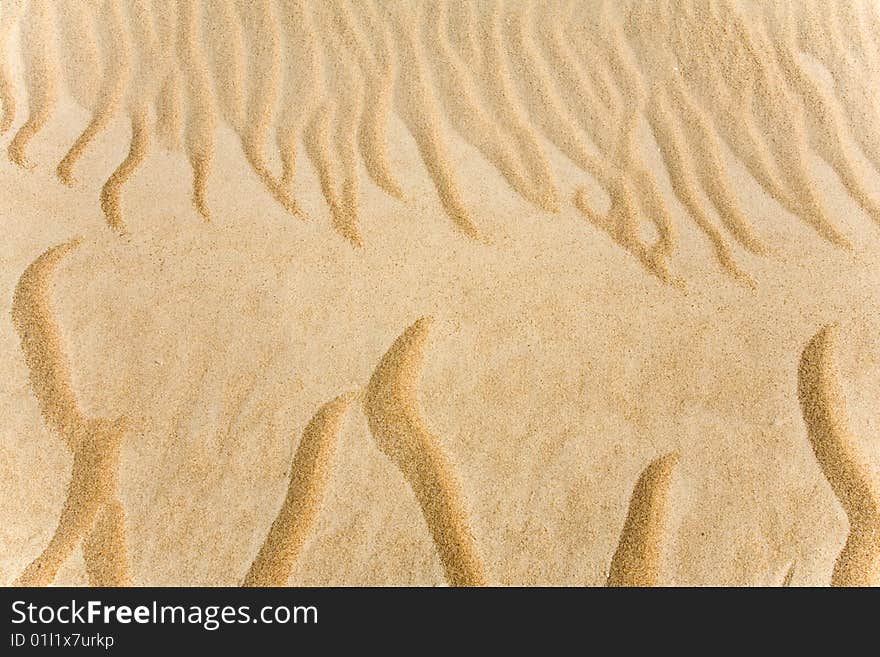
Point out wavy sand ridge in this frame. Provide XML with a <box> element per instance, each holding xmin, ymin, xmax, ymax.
<box><xmin>11</xmin><ymin>241</ymin><xmax>131</xmax><ymax>586</ymax></box>
<box><xmin>606</xmin><ymin>454</ymin><xmax>678</xmax><ymax>587</ymax></box>
<box><xmin>627</xmin><ymin>1</ymin><xmax>851</xmax><ymax>249</ymax></box>
<box><xmin>244</xmin><ymin>394</ymin><xmax>353</xmax><ymax>587</ymax></box>
<box><xmin>364</xmin><ymin>318</ymin><xmax>486</xmax><ymax>587</ymax></box>
<box><xmin>56</xmin><ymin>0</ymin><xmax>131</xmax><ymax>188</ymax></box>
<box><xmin>7</xmin><ymin>0</ymin><xmax>58</xmax><ymax>169</ymax></box>
<box><xmin>3</xmin><ymin>1</ymin><xmax>880</xmax><ymax>279</ymax></box>
<box><xmin>798</xmin><ymin>325</ymin><xmax>880</xmax><ymax>587</ymax></box>
<box><xmin>0</xmin><ymin>0</ymin><xmax>24</xmax><ymax>134</ymax></box>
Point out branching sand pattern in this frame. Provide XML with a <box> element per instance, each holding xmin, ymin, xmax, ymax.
<box><xmin>798</xmin><ymin>325</ymin><xmax>880</xmax><ymax>587</ymax></box>
<box><xmin>5</xmin><ymin>2</ymin><xmax>880</xmax><ymax>587</ymax></box>
<box><xmin>3</xmin><ymin>1</ymin><xmax>880</xmax><ymax>281</ymax></box>
<box><xmin>11</xmin><ymin>240</ymin><xmax>131</xmax><ymax>586</ymax></box>
<box><xmin>9</xmin><ymin>246</ymin><xmax>491</xmax><ymax>586</ymax></box>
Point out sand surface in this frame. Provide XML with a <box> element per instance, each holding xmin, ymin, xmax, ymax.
<box><xmin>1</xmin><ymin>0</ymin><xmax>879</xmax><ymax>586</ymax></box>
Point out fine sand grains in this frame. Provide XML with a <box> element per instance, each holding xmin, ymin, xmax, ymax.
<box><xmin>2</xmin><ymin>1</ymin><xmax>880</xmax><ymax>587</ymax></box>
<box><xmin>798</xmin><ymin>326</ymin><xmax>880</xmax><ymax>587</ymax></box>
<box><xmin>244</xmin><ymin>394</ymin><xmax>353</xmax><ymax>587</ymax></box>
<box><xmin>0</xmin><ymin>0</ymin><xmax>25</xmax><ymax>134</ymax></box>
<box><xmin>11</xmin><ymin>241</ymin><xmax>130</xmax><ymax>587</ymax></box>
<box><xmin>364</xmin><ymin>318</ymin><xmax>487</xmax><ymax>587</ymax></box>
<box><xmin>4</xmin><ymin>1</ymin><xmax>880</xmax><ymax>281</ymax></box>
<box><xmin>606</xmin><ymin>454</ymin><xmax>678</xmax><ymax>587</ymax></box>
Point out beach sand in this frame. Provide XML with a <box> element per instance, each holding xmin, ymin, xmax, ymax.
<box><xmin>1</xmin><ymin>0</ymin><xmax>879</xmax><ymax>586</ymax></box>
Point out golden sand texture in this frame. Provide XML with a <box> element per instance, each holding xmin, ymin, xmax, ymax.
<box><xmin>606</xmin><ymin>454</ymin><xmax>678</xmax><ymax>587</ymax></box>
<box><xmin>82</xmin><ymin>500</ymin><xmax>132</xmax><ymax>587</ymax></box>
<box><xmin>2</xmin><ymin>1</ymin><xmax>880</xmax><ymax>279</ymax></box>
<box><xmin>244</xmin><ymin>394</ymin><xmax>352</xmax><ymax>587</ymax></box>
<box><xmin>56</xmin><ymin>0</ymin><xmax>130</xmax><ymax>188</ymax></box>
<box><xmin>0</xmin><ymin>0</ymin><xmax>24</xmax><ymax>134</ymax></box>
<box><xmin>781</xmin><ymin>562</ymin><xmax>796</xmax><ymax>587</ymax></box>
<box><xmin>798</xmin><ymin>326</ymin><xmax>880</xmax><ymax>586</ymax></box>
<box><xmin>365</xmin><ymin>318</ymin><xmax>486</xmax><ymax>587</ymax></box>
<box><xmin>11</xmin><ymin>240</ymin><xmax>84</xmax><ymax>443</ymax></box>
<box><xmin>11</xmin><ymin>241</ymin><xmax>129</xmax><ymax>586</ymax></box>
<box><xmin>2</xmin><ymin>1</ymin><xmax>880</xmax><ymax>587</ymax></box>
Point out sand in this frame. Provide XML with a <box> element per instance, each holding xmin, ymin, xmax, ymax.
<box><xmin>0</xmin><ymin>0</ymin><xmax>879</xmax><ymax>586</ymax></box>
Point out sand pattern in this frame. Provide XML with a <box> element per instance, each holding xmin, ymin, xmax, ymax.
<box><xmin>11</xmin><ymin>241</ymin><xmax>130</xmax><ymax>587</ymax></box>
<box><xmin>2</xmin><ymin>1</ymin><xmax>880</xmax><ymax>280</ymax></box>
<box><xmin>16</xmin><ymin>302</ymin><xmax>879</xmax><ymax>587</ymax></box>
<box><xmin>2</xmin><ymin>1</ymin><xmax>880</xmax><ymax>588</ymax></box>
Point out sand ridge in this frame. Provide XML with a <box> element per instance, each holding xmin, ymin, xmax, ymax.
<box><xmin>11</xmin><ymin>240</ymin><xmax>130</xmax><ymax>587</ymax></box>
<box><xmin>798</xmin><ymin>325</ymin><xmax>880</xmax><ymax>586</ymax></box>
<box><xmin>606</xmin><ymin>453</ymin><xmax>678</xmax><ymax>587</ymax></box>
<box><xmin>244</xmin><ymin>393</ymin><xmax>353</xmax><ymax>587</ymax></box>
<box><xmin>364</xmin><ymin>318</ymin><xmax>487</xmax><ymax>587</ymax></box>
<box><xmin>9</xmin><ymin>267</ymin><xmax>880</xmax><ymax>584</ymax></box>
